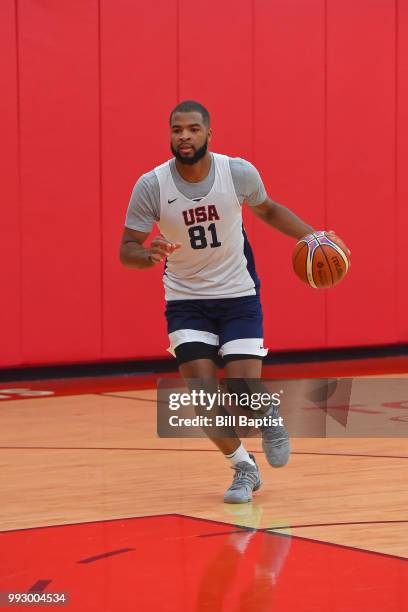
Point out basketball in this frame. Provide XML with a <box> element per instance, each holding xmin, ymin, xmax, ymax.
<box><xmin>292</xmin><ymin>231</ymin><xmax>350</xmax><ymax>288</ymax></box>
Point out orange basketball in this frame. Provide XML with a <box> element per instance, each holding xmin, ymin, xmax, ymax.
<box><xmin>292</xmin><ymin>231</ymin><xmax>350</xmax><ymax>288</ymax></box>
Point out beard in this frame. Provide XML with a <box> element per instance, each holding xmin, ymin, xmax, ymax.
<box><xmin>171</xmin><ymin>138</ymin><xmax>208</xmax><ymax>165</ymax></box>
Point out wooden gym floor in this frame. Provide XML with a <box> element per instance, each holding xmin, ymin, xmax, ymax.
<box><xmin>0</xmin><ymin>357</ymin><xmax>407</xmax><ymax>611</ymax></box>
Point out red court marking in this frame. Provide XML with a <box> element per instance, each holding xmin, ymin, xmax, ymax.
<box><xmin>28</xmin><ymin>580</ymin><xmax>51</xmax><ymax>593</ymax></box>
<box><xmin>1</xmin><ymin>355</ymin><xmax>408</xmax><ymax>401</ymax></box>
<box><xmin>0</xmin><ymin>374</ymin><xmax>175</xmax><ymax>400</ymax></box>
<box><xmin>0</xmin><ymin>515</ymin><xmax>406</xmax><ymax>611</ymax></box>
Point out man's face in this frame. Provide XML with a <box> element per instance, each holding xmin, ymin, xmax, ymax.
<box><xmin>170</xmin><ymin>111</ymin><xmax>212</xmax><ymax>165</ymax></box>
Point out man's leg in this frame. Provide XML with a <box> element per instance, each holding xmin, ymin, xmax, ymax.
<box><xmin>224</xmin><ymin>357</ymin><xmax>290</xmax><ymax>468</ymax></box>
<box><xmin>178</xmin><ymin>355</ymin><xmax>261</xmax><ymax>503</ymax></box>
<box><xmin>165</xmin><ymin>298</ymin><xmax>261</xmax><ymax>502</ymax></box>
<box><xmin>179</xmin><ymin>357</ymin><xmax>239</xmax><ymax>455</ymax></box>
<box><xmin>224</xmin><ymin>358</ymin><xmax>262</xmax><ymax>378</ymax></box>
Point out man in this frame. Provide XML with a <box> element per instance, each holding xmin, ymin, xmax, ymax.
<box><xmin>120</xmin><ymin>100</ymin><xmax>315</xmax><ymax>503</ymax></box>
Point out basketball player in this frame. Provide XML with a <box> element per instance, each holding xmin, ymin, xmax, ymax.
<box><xmin>120</xmin><ymin>100</ymin><xmax>316</xmax><ymax>503</ymax></box>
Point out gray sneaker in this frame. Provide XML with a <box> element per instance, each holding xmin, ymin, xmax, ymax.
<box><xmin>261</xmin><ymin>406</ymin><xmax>290</xmax><ymax>467</ymax></box>
<box><xmin>224</xmin><ymin>454</ymin><xmax>261</xmax><ymax>504</ymax></box>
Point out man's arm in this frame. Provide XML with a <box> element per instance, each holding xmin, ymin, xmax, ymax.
<box><xmin>251</xmin><ymin>197</ymin><xmax>314</xmax><ymax>240</ymax></box>
<box><xmin>120</xmin><ymin>227</ymin><xmax>154</xmax><ymax>269</ymax></box>
<box><xmin>119</xmin><ymin>227</ymin><xmax>181</xmax><ymax>269</ymax></box>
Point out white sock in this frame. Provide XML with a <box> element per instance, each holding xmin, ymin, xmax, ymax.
<box><xmin>225</xmin><ymin>443</ymin><xmax>255</xmax><ymax>467</ymax></box>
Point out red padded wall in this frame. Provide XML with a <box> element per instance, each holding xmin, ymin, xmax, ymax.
<box><xmin>101</xmin><ymin>0</ymin><xmax>178</xmax><ymax>359</ymax></box>
<box><xmin>18</xmin><ymin>0</ymin><xmax>101</xmax><ymax>363</ymax></box>
<box><xmin>1</xmin><ymin>0</ymin><xmax>406</xmax><ymax>367</ymax></box>
<box><xmin>0</xmin><ymin>1</ymin><xmax>21</xmax><ymax>365</ymax></box>
<box><xmin>326</xmin><ymin>0</ymin><xmax>396</xmax><ymax>346</ymax></box>
<box><xmin>179</xmin><ymin>0</ymin><xmax>253</xmax><ymax>161</ymax></box>
<box><xmin>397</xmin><ymin>0</ymin><xmax>408</xmax><ymax>341</ymax></box>
<box><xmin>254</xmin><ymin>0</ymin><xmax>327</xmax><ymax>350</ymax></box>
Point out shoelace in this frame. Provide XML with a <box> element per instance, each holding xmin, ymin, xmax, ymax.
<box><xmin>229</xmin><ymin>465</ymin><xmax>258</xmax><ymax>490</ymax></box>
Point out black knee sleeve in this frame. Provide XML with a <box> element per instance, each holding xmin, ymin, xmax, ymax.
<box><xmin>174</xmin><ymin>342</ymin><xmax>219</xmax><ymax>366</ymax></box>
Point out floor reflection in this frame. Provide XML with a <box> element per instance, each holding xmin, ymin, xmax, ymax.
<box><xmin>197</xmin><ymin>514</ymin><xmax>291</xmax><ymax>611</ymax></box>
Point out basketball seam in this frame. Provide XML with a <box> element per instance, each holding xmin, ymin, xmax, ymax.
<box><xmin>323</xmin><ymin>234</ymin><xmax>349</xmax><ymax>271</ymax></box>
<box><xmin>307</xmin><ymin>245</ymin><xmax>317</xmax><ymax>288</ymax></box>
<box><xmin>315</xmin><ymin>233</ymin><xmax>334</xmax><ymax>286</ymax></box>
<box><xmin>292</xmin><ymin>242</ymin><xmax>307</xmax><ymax>268</ymax></box>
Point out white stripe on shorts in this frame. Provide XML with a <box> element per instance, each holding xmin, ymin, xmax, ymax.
<box><xmin>219</xmin><ymin>338</ymin><xmax>268</xmax><ymax>358</ymax></box>
<box><xmin>167</xmin><ymin>329</ymin><xmax>219</xmax><ymax>357</ymax></box>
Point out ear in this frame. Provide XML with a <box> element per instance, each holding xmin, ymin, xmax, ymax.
<box><xmin>207</xmin><ymin>127</ymin><xmax>213</xmax><ymax>142</ymax></box>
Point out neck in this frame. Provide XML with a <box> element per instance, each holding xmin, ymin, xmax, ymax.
<box><xmin>175</xmin><ymin>152</ymin><xmax>212</xmax><ymax>183</ymax></box>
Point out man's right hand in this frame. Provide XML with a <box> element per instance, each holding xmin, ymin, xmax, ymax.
<box><xmin>148</xmin><ymin>236</ymin><xmax>182</xmax><ymax>264</ymax></box>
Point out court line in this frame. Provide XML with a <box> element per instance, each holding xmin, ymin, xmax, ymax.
<box><xmin>197</xmin><ymin>529</ymin><xmax>252</xmax><ymax>538</ymax></box>
<box><xmin>0</xmin><ymin>513</ymin><xmax>178</xmax><ymax>534</ymax></box>
<box><xmin>269</xmin><ymin>519</ymin><xmax>408</xmax><ymax>530</ymax></box>
<box><xmin>1</xmin><ymin>512</ymin><xmax>406</xmax><ymax>560</ymax></box>
<box><xmin>175</xmin><ymin>514</ymin><xmax>408</xmax><ymax>561</ymax></box>
<box><xmin>3</xmin><ymin>511</ymin><xmax>406</xmax><ymax>541</ymax></box>
<box><xmin>289</xmin><ymin>451</ymin><xmax>408</xmax><ymax>459</ymax></box>
<box><xmin>195</xmin><ymin>520</ymin><xmax>408</xmax><ymax>534</ymax></box>
<box><xmin>99</xmin><ymin>393</ymin><xmax>156</xmax><ymax>401</ymax></box>
<box><xmin>0</xmin><ymin>445</ymin><xmax>407</xmax><ymax>460</ymax></box>
<box><xmin>77</xmin><ymin>548</ymin><xmax>135</xmax><ymax>564</ymax></box>
<box><xmin>28</xmin><ymin>580</ymin><xmax>51</xmax><ymax>593</ymax></box>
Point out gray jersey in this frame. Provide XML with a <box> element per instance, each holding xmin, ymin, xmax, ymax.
<box><xmin>125</xmin><ymin>153</ymin><xmax>267</xmax><ymax>233</ymax></box>
<box><xmin>125</xmin><ymin>152</ymin><xmax>267</xmax><ymax>300</ymax></box>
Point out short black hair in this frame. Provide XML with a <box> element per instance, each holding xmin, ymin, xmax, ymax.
<box><xmin>169</xmin><ymin>100</ymin><xmax>210</xmax><ymax>127</ymax></box>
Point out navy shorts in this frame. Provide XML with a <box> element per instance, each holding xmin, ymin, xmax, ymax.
<box><xmin>165</xmin><ymin>295</ymin><xmax>268</xmax><ymax>363</ymax></box>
